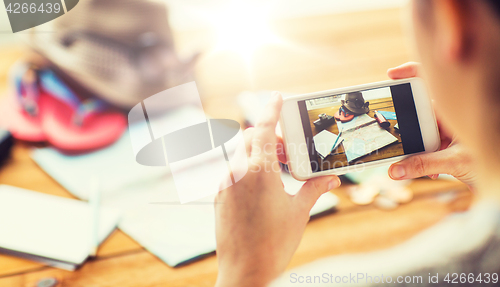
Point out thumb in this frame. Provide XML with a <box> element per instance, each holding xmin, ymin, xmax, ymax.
<box><xmin>295</xmin><ymin>176</ymin><xmax>341</xmax><ymax>211</ymax></box>
<box><xmin>389</xmin><ymin>149</ymin><xmax>459</xmax><ymax>180</ymax></box>
<box><xmin>387</xmin><ymin>62</ymin><xmax>421</xmax><ymax>79</ymax></box>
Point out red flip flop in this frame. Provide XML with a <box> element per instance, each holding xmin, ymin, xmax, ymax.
<box><xmin>3</xmin><ymin>62</ymin><xmax>126</xmax><ymax>152</ymax></box>
<box><xmin>40</xmin><ymin>95</ymin><xmax>126</xmax><ymax>152</ymax></box>
<box><xmin>334</xmin><ymin>106</ymin><xmax>354</xmax><ymax>123</ymax></box>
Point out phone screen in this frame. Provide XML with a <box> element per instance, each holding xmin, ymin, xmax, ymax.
<box><xmin>297</xmin><ymin>83</ymin><xmax>425</xmax><ymax>172</ymax></box>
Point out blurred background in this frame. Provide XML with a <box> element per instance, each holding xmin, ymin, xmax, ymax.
<box><xmin>1</xmin><ymin>1</ymin><xmax>473</xmax><ymax>287</ymax></box>
<box><xmin>1</xmin><ymin>0</ymin><xmax>412</xmax><ymax>121</ymax></box>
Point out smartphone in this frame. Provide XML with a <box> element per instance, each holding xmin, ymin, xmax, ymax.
<box><xmin>279</xmin><ymin>78</ymin><xmax>440</xmax><ymax>180</ymax></box>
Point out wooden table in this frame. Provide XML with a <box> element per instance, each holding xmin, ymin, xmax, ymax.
<box><xmin>0</xmin><ymin>8</ymin><xmax>472</xmax><ymax>287</ymax></box>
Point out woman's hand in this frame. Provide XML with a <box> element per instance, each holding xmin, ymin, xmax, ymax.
<box><xmin>387</xmin><ymin>62</ymin><xmax>477</xmax><ymax>188</ymax></box>
<box><xmin>214</xmin><ymin>92</ymin><xmax>340</xmax><ymax>287</ymax></box>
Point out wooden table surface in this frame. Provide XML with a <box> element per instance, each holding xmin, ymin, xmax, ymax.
<box><xmin>0</xmin><ymin>8</ymin><xmax>472</xmax><ymax>287</ymax></box>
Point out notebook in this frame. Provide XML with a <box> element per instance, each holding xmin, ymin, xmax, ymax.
<box><xmin>313</xmin><ymin>130</ymin><xmax>344</xmax><ymax>159</ymax></box>
<box><xmin>377</xmin><ymin>110</ymin><xmax>397</xmax><ymax>120</ymax></box>
<box><xmin>0</xmin><ymin>185</ymin><xmax>121</xmax><ymax>270</ymax></box>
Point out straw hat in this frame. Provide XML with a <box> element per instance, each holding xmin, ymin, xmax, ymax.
<box><xmin>25</xmin><ymin>0</ymin><xmax>197</xmax><ymax>109</ymax></box>
<box><xmin>341</xmin><ymin>92</ymin><xmax>370</xmax><ymax>115</ymax></box>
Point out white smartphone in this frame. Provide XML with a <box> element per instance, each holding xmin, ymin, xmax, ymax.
<box><xmin>279</xmin><ymin>78</ymin><xmax>440</xmax><ymax>180</ymax></box>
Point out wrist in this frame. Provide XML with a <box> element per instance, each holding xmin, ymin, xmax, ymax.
<box><xmin>215</xmin><ymin>275</ymin><xmax>269</xmax><ymax>287</ymax></box>
<box><xmin>216</xmin><ymin>262</ymin><xmax>276</xmax><ymax>287</ymax></box>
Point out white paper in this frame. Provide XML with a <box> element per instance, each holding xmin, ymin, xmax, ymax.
<box><xmin>313</xmin><ymin>130</ymin><xmax>344</xmax><ymax>159</ymax></box>
<box><xmin>0</xmin><ymin>185</ymin><xmax>120</xmax><ymax>266</ymax></box>
<box><xmin>336</xmin><ymin>114</ymin><xmax>376</xmax><ymax>131</ymax></box>
<box><xmin>339</xmin><ymin>121</ymin><xmax>398</xmax><ymax>163</ymax></box>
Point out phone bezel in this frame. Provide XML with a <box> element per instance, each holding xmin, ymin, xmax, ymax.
<box><xmin>279</xmin><ymin>78</ymin><xmax>440</xmax><ymax>181</ymax></box>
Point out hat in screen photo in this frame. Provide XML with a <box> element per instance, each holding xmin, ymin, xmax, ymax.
<box><xmin>342</xmin><ymin>92</ymin><xmax>370</xmax><ymax>115</ymax></box>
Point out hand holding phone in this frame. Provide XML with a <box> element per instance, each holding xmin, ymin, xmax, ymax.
<box><xmin>386</xmin><ymin>63</ymin><xmax>477</xmax><ymax>187</ymax></box>
<box><xmin>215</xmin><ymin>93</ymin><xmax>340</xmax><ymax>287</ymax></box>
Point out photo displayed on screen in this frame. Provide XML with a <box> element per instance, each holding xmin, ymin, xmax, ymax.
<box><xmin>298</xmin><ymin>83</ymin><xmax>425</xmax><ymax>172</ymax></box>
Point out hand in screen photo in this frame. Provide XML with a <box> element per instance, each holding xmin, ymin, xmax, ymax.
<box><xmin>214</xmin><ymin>92</ymin><xmax>341</xmax><ymax>287</ymax></box>
<box><xmin>387</xmin><ymin>62</ymin><xmax>477</xmax><ymax>188</ymax></box>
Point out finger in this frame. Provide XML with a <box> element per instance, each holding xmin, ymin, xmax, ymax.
<box><xmin>276</xmin><ymin>136</ymin><xmax>287</xmax><ymax>164</ymax></box>
<box><xmin>295</xmin><ymin>176</ymin><xmax>340</xmax><ymax>211</ymax></box>
<box><xmin>387</xmin><ymin>62</ymin><xmax>421</xmax><ymax>79</ymax></box>
<box><xmin>243</xmin><ymin>127</ymin><xmax>255</xmax><ymax>157</ymax></box>
<box><xmin>436</xmin><ymin>118</ymin><xmax>454</xmax><ymax>149</ymax></box>
<box><xmin>389</xmin><ymin>149</ymin><xmax>458</xmax><ymax>180</ymax></box>
<box><xmin>251</xmin><ymin>92</ymin><xmax>283</xmax><ymax>160</ymax></box>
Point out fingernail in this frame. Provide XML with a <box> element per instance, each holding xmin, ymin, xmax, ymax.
<box><xmin>328</xmin><ymin>178</ymin><xmax>341</xmax><ymax>190</ymax></box>
<box><xmin>390</xmin><ymin>165</ymin><xmax>406</xmax><ymax>179</ymax></box>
